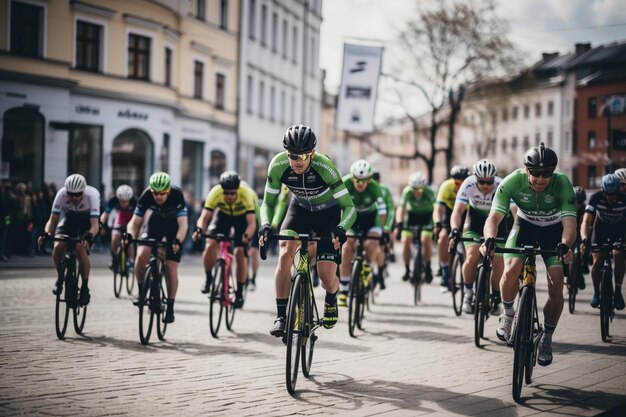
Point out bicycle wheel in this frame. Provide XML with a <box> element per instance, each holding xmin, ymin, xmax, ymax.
<box><xmin>600</xmin><ymin>266</ymin><xmax>613</xmax><ymax>342</ymax></box>
<box><xmin>225</xmin><ymin>270</ymin><xmax>237</xmax><ymax>331</ymax></box>
<box><xmin>55</xmin><ymin>262</ymin><xmax>71</xmax><ymax>340</ymax></box>
<box><xmin>285</xmin><ymin>273</ymin><xmax>304</xmax><ymax>395</ymax></box>
<box><xmin>512</xmin><ymin>286</ymin><xmax>532</xmax><ymax>403</ymax></box>
<box><xmin>412</xmin><ymin>245</ymin><xmax>423</xmax><ymax>305</ymax></box>
<box><xmin>125</xmin><ymin>249</ymin><xmax>135</xmax><ymax>295</ymax></box>
<box><xmin>357</xmin><ymin>271</ymin><xmax>367</xmax><ymax>330</ymax></box>
<box><xmin>157</xmin><ymin>272</ymin><xmax>168</xmax><ymax>341</ymax></box>
<box><xmin>451</xmin><ymin>253</ymin><xmax>464</xmax><ymax>316</ymax></box>
<box><xmin>73</xmin><ymin>269</ymin><xmax>88</xmax><ymax>335</ymax></box>
<box><xmin>474</xmin><ymin>264</ymin><xmax>489</xmax><ymax>348</ymax></box>
<box><xmin>209</xmin><ymin>261</ymin><xmax>225</xmax><ymax>338</ymax></box>
<box><xmin>138</xmin><ymin>269</ymin><xmax>154</xmax><ymax>345</ymax></box>
<box><xmin>301</xmin><ymin>273</ymin><xmax>316</xmax><ymax>378</ymax></box>
<box><xmin>113</xmin><ymin>248</ymin><xmax>123</xmax><ymax>298</ymax></box>
<box><xmin>568</xmin><ymin>252</ymin><xmax>580</xmax><ymax>314</ymax></box>
<box><xmin>348</xmin><ymin>260</ymin><xmax>362</xmax><ymax>337</ymax></box>
<box><xmin>525</xmin><ymin>293</ymin><xmax>540</xmax><ymax>385</ymax></box>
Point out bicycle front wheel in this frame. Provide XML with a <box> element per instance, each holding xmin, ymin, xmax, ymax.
<box><xmin>412</xmin><ymin>246</ymin><xmax>423</xmax><ymax>305</ymax></box>
<box><xmin>225</xmin><ymin>270</ymin><xmax>237</xmax><ymax>331</ymax></box>
<box><xmin>157</xmin><ymin>272</ymin><xmax>168</xmax><ymax>341</ymax></box>
<box><xmin>473</xmin><ymin>264</ymin><xmax>490</xmax><ymax>348</ymax></box>
<box><xmin>138</xmin><ymin>270</ymin><xmax>154</xmax><ymax>345</ymax></box>
<box><xmin>301</xmin><ymin>273</ymin><xmax>316</xmax><ymax>378</ymax></box>
<box><xmin>568</xmin><ymin>252</ymin><xmax>581</xmax><ymax>314</ymax></box>
<box><xmin>125</xmin><ymin>250</ymin><xmax>135</xmax><ymax>295</ymax></box>
<box><xmin>512</xmin><ymin>286</ymin><xmax>532</xmax><ymax>403</ymax></box>
<box><xmin>286</xmin><ymin>273</ymin><xmax>305</xmax><ymax>395</ymax></box>
<box><xmin>451</xmin><ymin>253</ymin><xmax>464</xmax><ymax>316</ymax></box>
<box><xmin>600</xmin><ymin>266</ymin><xmax>613</xmax><ymax>342</ymax></box>
<box><xmin>348</xmin><ymin>260</ymin><xmax>362</xmax><ymax>337</ymax></box>
<box><xmin>209</xmin><ymin>261</ymin><xmax>225</xmax><ymax>338</ymax></box>
<box><xmin>55</xmin><ymin>263</ymin><xmax>70</xmax><ymax>340</ymax></box>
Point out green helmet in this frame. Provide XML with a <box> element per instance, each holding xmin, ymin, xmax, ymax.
<box><xmin>149</xmin><ymin>172</ymin><xmax>171</xmax><ymax>192</ymax></box>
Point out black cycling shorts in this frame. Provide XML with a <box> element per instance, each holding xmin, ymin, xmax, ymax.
<box><xmin>467</xmin><ymin>206</ymin><xmax>509</xmax><ymax>238</ymax></box>
<box><xmin>56</xmin><ymin>212</ymin><xmax>90</xmax><ymax>237</ymax></box>
<box><xmin>592</xmin><ymin>222</ymin><xmax>626</xmax><ymax>245</ymax></box>
<box><xmin>350</xmin><ymin>211</ymin><xmax>377</xmax><ymax>234</ymax></box>
<box><xmin>506</xmin><ymin>217</ymin><xmax>562</xmax><ymax>266</ymax></box>
<box><xmin>208</xmin><ymin>211</ymin><xmax>249</xmax><ymax>248</ymax></box>
<box><xmin>142</xmin><ymin>215</ymin><xmax>182</xmax><ymax>263</ymax></box>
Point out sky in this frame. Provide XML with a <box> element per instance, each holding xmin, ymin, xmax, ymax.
<box><xmin>320</xmin><ymin>0</ymin><xmax>626</xmax><ymax>121</ymax></box>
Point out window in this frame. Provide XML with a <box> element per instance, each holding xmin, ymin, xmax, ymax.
<box><xmin>310</xmin><ymin>36</ymin><xmax>316</xmax><ymax>74</ymax></box>
<box><xmin>161</xmin><ymin>133</ymin><xmax>170</xmax><ymax>172</ymax></box>
<box><xmin>260</xmin><ymin>4</ymin><xmax>267</xmax><ymax>46</ymax></box>
<box><xmin>219</xmin><ymin>0</ymin><xmax>228</xmax><ymax>30</ymax></box>
<box><xmin>246</xmin><ymin>75</ymin><xmax>253</xmax><ymax>114</ymax></box>
<box><xmin>564</xmin><ymin>131</ymin><xmax>570</xmax><ymax>153</ymax></box>
<box><xmin>196</xmin><ymin>0</ymin><xmax>206</xmax><ymax>21</ymax></box>
<box><xmin>588</xmin><ymin>97</ymin><xmax>597</xmax><ymax>119</ymax></box>
<box><xmin>164</xmin><ymin>47</ymin><xmax>172</xmax><ymax>86</ymax></box>
<box><xmin>76</xmin><ymin>20</ymin><xmax>102</xmax><ymax>72</ymax></box>
<box><xmin>69</xmin><ymin>125</ymin><xmax>103</xmax><ymax>190</ymax></box>
<box><xmin>491</xmin><ymin>112</ymin><xmax>497</xmax><ymax>126</ymax></box>
<box><xmin>523</xmin><ymin>135</ymin><xmax>529</xmax><ymax>149</ymax></box>
<box><xmin>248</xmin><ymin>0</ymin><xmax>256</xmax><ymax>40</ymax></box>
<box><xmin>547</xmin><ymin>101</ymin><xmax>554</xmax><ymax>116</ymax></box>
<box><xmin>280</xmin><ymin>90</ymin><xmax>286</xmax><ymax>124</ymax></box>
<box><xmin>127</xmin><ymin>34</ymin><xmax>151</xmax><ymax>80</ymax></box>
<box><xmin>588</xmin><ymin>165</ymin><xmax>597</xmax><ymax>188</ymax></box>
<box><xmin>511</xmin><ymin>136</ymin><xmax>518</xmax><ymax>151</ymax></box>
<box><xmin>2</xmin><ymin>107</ymin><xmax>45</xmax><ymax>189</ymax></box>
<box><xmin>290</xmin><ymin>94</ymin><xmax>295</xmax><ymax>124</ymax></box>
<box><xmin>535</xmin><ymin>132</ymin><xmax>541</xmax><ymax>146</ymax></box>
<box><xmin>501</xmin><ymin>138</ymin><xmax>507</xmax><ymax>153</ymax></box>
<box><xmin>182</xmin><ymin>140</ymin><xmax>204</xmax><ymax>200</ymax></box>
<box><xmin>10</xmin><ymin>1</ymin><xmax>44</xmax><ymax>57</ymax></box>
<box><xmin>547</xmin><ymin>130</ymin><xmax>553</xmax><ymax>148</ymax></box>
<box><xmin>270</xmin><ymin>86</ymin><xmax>275</xmax><ymax>121</ymax></box>
<box><xmin>194</xmin><ymin>60</ymin><xmax>203</xmax><ymax>99</ymax></box>
<box><xmin>215</xmin><ymin>73</ymin><xmax>225</xmax><ymax>110</ymax></box>
<box><xmin>565</xmin><ymin>100</ymin><xmax>570</xmax><ymax>117</ymax></box>
<box><xmin>588</xmin><ymin>131</ymin><xmax>596</xmax><ymax>149</ymax></box>
<box><xmin>502</xmin><ymin>107</ymin><xmax>508</xmax><ymax>122</ymax></box>
<box><xmin>259</xmin><ymin>81</ymin><xmax>265</xmax><ymax>118</ymax></box>
<box><xmin>209</xmin><ymin>150</ymin><xmax>227</xmax><ymax>185</ymax></box>
<box><xmin>292</xmin><ymin>26</ymin><xmax>298</xmax><ymax>64</ymax></box>
<box><xmin>512</xmin><ymin>106</ymin><xmax>518</xmax><ymax>120</ymax></box>
<box><xmin>271</xmin><ymin>12</ymin><xmax>278</xmax><ymax>52</ymax></box>
<box><xmin>112</xmin><ymin>129</ymin><xmax>153</xmax><ymax>195</ymax></box>
<box><xmin>282</xmin><ymin>19</ymin><xmax>288</xmax><ymax>59</ymax></box>
<box><xmin>535</xmin><ymin>102</ymin><xmax>541</xmax><ymax>117</ymax></box>
<box><xmin>524</xmin><ymin>104</ymin><xmax>530</xmax><ymax>119</ymax></box>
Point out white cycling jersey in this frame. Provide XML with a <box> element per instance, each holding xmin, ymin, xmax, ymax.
<box><xmin>455</xmin><ymin>175</ymin><xmax>505</xmax><ymax>216</ymax></box>
<box><xmin>51</xmin><ymin>185</ymin><xmax>101</xmax><ymax>218</ymax></box>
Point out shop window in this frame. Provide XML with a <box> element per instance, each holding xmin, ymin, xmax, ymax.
<box><xmin>1</xmin><ymin>107</ymin><xmax>44</xmax><ymax>189</ymax></box>
<box><xmin>209</xmin><ymin>150</ymin><xmax>227</xmax><ymax>186</ymax></box>
<box><xmin>111</xmin><ymin>129</ymin><xmax>153</xmax><ymax>194</ymax></box>
<box><xmin>68</xmin><ymin>125</ymin><xmax>103</xmax><ymax>190</ymax></box>
<box><xmin>182</xmin><ymin>140</ymin><xmax>204</xmax><ymax>200</ymax></box>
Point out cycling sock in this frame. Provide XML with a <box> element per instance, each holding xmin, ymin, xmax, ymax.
<box><xmin>251</xmin><ymin>272</ymin><xmax>256</xmax><ymax>282</ymax></box>
<box><xmin>464</xmin><ymin>284</ymin><xmax>473</xmax><ymax>297</ymax></box>
<box><xmin>503</xmin><ymin>300</ymin><xmax>515</xmax><ymax>316</ymax></box>
<box><xmin>236</xmin><ymin>282</ymin><xmax>244</xmax><ymax>297</ymax></box>
<box><xmin>543</xmin><ymin>323</ymin><xmax>556</xmax><ymax>343</ymax></box>
<box><xmin>340</xmin><ymin>276</ymin><xmax>350</xmax><ymax>292</ymax></box>
<box><xmin>276</xmin><ymin>298</ymin><xmax>288</xmax><ymax>318</ymax></box>
<box><xmin>405</xmin><ymin>264</ymin><xmax>410</xmax><ymax>273</ymax></box>
<box><xmin>325</xmin><ymin>290</ymin><xmax>337</xmax><ymax>305</ymax></box>
<box><xmin>205</xmin><ymin>270</ymin><xmax>213</xmax><ymax>287</ymax></box>
<box><xmin>166</xmin><ymin>298</ymin><xmax>175</xmax><ymax>309</ymax></box>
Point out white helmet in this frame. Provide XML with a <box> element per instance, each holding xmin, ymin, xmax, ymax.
<box><xmin>350</xmin><ymin>159</ymin><xmax>373</xmax><ymax>180</ymax></box>
<box><xmin>65</xmin><ymin>174</ymin><xmax>86</xmax><ymax>193</ymax></box>
<box><xmin>116</xmin><ymin>184</ymin><xmax>134</xmax><ymax>200</ymax></box>
<box><xmin>473</xmin><ymin>159</ymin><xmax>497</xmax><ymax>178</ymax></box>
<box><xmin>408</xmin><ymin>172</ymin><xmax>427</xmax><ymax>188</ymax></box>
<box><xmin>615</xmin><ymin>168</ymin><xmax>626</xmax><ymax>184</ymax></box>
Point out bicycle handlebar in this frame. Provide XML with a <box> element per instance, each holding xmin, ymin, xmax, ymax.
<box><xmin>259</xmin><ymin>233</ymin><xmax>341</xmax><ymax>264</ymax></box>
<box><xmin>132</xmin><ymin>238</ymin><xmax>168</xmax><ymax>248</ymax></box>
<box><xmin>494</xmin><ymin>245</ymin><xmax>559</xmax><ymax>257</ymax></box>
<box><xmin>591</xmin><ymin>241</ymin><xmax>625</xmax><ymax>253</ymax></box>
<box><xmin>202</xmin><ymin>233</ymin><xmax>234</xmax><ymax>242</ymax></box>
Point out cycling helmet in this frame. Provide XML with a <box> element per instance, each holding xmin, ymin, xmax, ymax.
<box><xmin>472</xmin><ymin>159</ymin><xmax>497</xmax><ymax>178</ymax></box>
<box><xmin>573</xmin><ymin>186</ymin><xmax>586</xmax><ymax>204</ymax></box>
<box><xmin>219</xmin><ymin>170</ymin><xmax>241</xmax><ymax>189</ymax></box>
<box><xmin>350</xmin><ymin>159</ymin><xmax>373</xmax><ymax>180</ymax></box>
<box><xmin>614</xmin><ymin>168</ymin><xmax>626</xmax><ymax>184</ymax></box>
<box><xmin>524</xmin><ymin>142</ymin><xmax>558</xmax><ymax>169</ymax></box>
<box><xmin>282</xmin><ymin>125</ymin><xmax>317</xmax><ymax>153</ymax></box>
<box><xmin>116</xmin><ymin>184</ymin><xmax>133</xmax><ymax>200</ymax></box>
<box><xmin>371</xmin><ymin>171</ymin><xmax>380</xmax><ymax>182</ymax></box>
<box><xmin>65</xmin><ymin>174</ymin><xmax>86</xmax><ymax>193</ymax></box>
<box><xmin>450</xmin><ymin>165</ymin><xmax>470</xmax><ymax>180</ymax></box>
<box><xmin>601</xmin><ymin>173</ymin><xmax>620</xmax><ymax>193</ymax></box>
<box><xmin>408</xmin><ymin>172</ymin><xmax>427</xmax><ymax>188</ymax></box>
<box><xmin>149</xmin><ymin>172</ymin><xmax>171</xmax><ymax>192</ymax></box>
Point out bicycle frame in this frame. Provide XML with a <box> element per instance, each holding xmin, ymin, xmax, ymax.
<box><xmin>591</xmin><ymin>239</ymin><xmax>623</xmax><ymax>342</ymax></box>
<box><xmin>220</xmin><ymin>239</ymin><xmax>234</xmax><ymax>308</ymax></box>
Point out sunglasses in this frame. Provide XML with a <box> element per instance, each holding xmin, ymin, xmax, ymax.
<box><xmin>151</xmin><ymin>190</ymin><xmax>169</xmax><ymax>196</ymax></box>
<box><xmin>477</xmin><ymin>179</ymin><xmax>495</xmax><ymax>185</ymax></box>
<box><xmin>604</xmin><ymin>192</ymin><xmax>618</xmax><ymax>197</ymax></box>
<box><xmin>528</xmin><ymin>169</ymin><xmax>554</xmax><ymax>178</ymax></box>
<box><xmin>287</xmin><ymin>152</ymin><xmax>312</xmax><ymax>161</ymax></box>
<box><xmin>412</xmin><ymin>187</ymin><xmax>425</xmax><ymax>192</ymax></box>
<box><xmin>68</xmin><ymin>192</ymin><xmax>83</xmax><ymax>198</ymax></box>
<box><xmin>223</xmin><ymin>191</ymin><xmax>237</xmax><ymax>196</ymax></box>
<box><xmin>353</xmin><ymin>178</ymin><xmax>370</xmax><ymax>185</ymax></box>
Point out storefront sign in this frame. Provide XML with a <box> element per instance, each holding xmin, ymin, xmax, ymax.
<box><xmin>75</xmin><ymin>105</ymin><xmax>100</xmax><ymax>115</ymax></box>
<box><xmin>117</xmin><ymin>109</ymin><xmax>148</xmax><ymax>120</ymax></box>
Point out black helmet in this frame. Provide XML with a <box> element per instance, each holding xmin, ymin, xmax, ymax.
<box><xmin>219</xmin><ymin>170</ymin><xmax>240</xmax><ymax>189</ymax></box>
<box><xmin>524</xmin><ymin>142</ymin><xmax>558</xmax><ymax>169</ymax></box>
<box><xmin>573</xmin><ymin>186</ymin><xmax>586</xmax><ymax>204</ymax></box>
<box><xmin>371</xmin><ymin>171</ymin><xmax>380</xmax><ymax>182</ymax></box>
<box><xmin>450</xmin><ymin>165</ymin><xmax>470</xmax><ymax>180</ymax></box>
<box><xmin>282</xmin><ymin>125</ymin><xmax>317</xmax><ymax>153</ymax></box>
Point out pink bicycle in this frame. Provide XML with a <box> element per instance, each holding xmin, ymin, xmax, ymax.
<box><xmin>205</xmin><ymin>234</ymin><xmax>238</xmax><ymax>338</ymax></box>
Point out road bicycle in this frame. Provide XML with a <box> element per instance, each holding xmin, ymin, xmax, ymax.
<box><xmin>51</xmin><ymin>235</ymin><xmax>89</xmax><ymax>340</ymax></box>
<box><xmin>204</xmin><ymin>233</ymin><xmax>238</xmax><ymax>338</ymax></box>
<box><xmin>133</xmin><ymin>238</ymin><xmax>168</xmax><ymax>345</ymax></box>
<box><xmin>404</xmin><ymin>224</ymin><xmax>427</xmax><ymax>305</ymax></box>
<box><xmin>567</xmin><ymin>242</ymin><xmax>585</xmax><ymax>314</ymax></box>
<box><xmin>591</xmin><ymin>239</ymin><xmax>624</xmax><ymax>342</ymax></box>
<box><xmin>111</xmin><ymin>226</ymin><xmax>134</xmax><ymax>298</ymax></box>
<box><xmin>346</xmin><ymin>233</ymin><xmax>380</xmax><ymax>337</ymax></box>
<box><xmin>494</xmin><ymin>244</ymin><xmax>560</xmax><ymax>404</ymax></box>
<box><xmin>261</xmin><ymin>232</ymin><xmax>336</xmax><ymax>395</ymax></box>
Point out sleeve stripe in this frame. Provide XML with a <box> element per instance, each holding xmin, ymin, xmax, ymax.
<box><xmin>333</xmin><ymin>188</ymin><xmax>348</xmax><ymax>199</ymax></box>
<box><xmin>265</xmin><ymin>186</ymin><xmax>280</xmax><ymax>195</ymax></box>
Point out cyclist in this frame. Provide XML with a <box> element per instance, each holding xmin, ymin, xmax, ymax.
<box><xmin>615</xmin><ymin>168</ymin><xmax>626</xmax><ymax>195</ymax></box>
<box><xmin>38</xmin><ymin>174</ymin><xmax>100</xmax><ymax>306</ymax></box>
<box><xmin>481</xmin><ymin>143</ymin><xmax>576</xmax><ymax>367</ymax></box>
<box><xmin>192</xmin><ymin>171</ymin><xmax>257</xmax><ymax>308</ymax></box>
<box><xmin>100</xmin><ymin>184</ymin><xmax>136</xmax><ymax>273</ymax></box>
<box><xmin>372</xmin><ymin>171</ymin><xmax>395</xmax><ymax>289</ymax></box>
<box><xmin>395</xmin><ymin>172</ymin><xmax>435</xmax><ymax>284</ymax></box>
<box><xmin>125</xmin><ymin>172</ymin><xmax>188</xmax><ymax>324</ymax></box>
<box><xmin>580</xmin><ymin>174</ymin><xmax>626</xmax><ymax>310</ymax></box>
<box><xmin>433</xmin><ymin>165</ymin><xmax>470</xmax><ymax>291</ymax></box>
<box><xmin>246</xmin><ymin>186</ymin><xmax>261</xmax><ymax>291</ymax></box>
<box><xmin>448</xmin><ymin>159</ymin><xmax>513</xmax><ymax>315</ymax></box>
<box><xmin>338</xmin><ymin>160</ymin><xmax>387</xmax><ymax>306</ymax></box>
<box><xmin>258</xmin><ymin>125</ymin><xmax>356</xmax><ymax>337</ymax></box>
<box><xmin>572</xmin><ymin>185</ymin><xmax>590</xmax><ymax>283</ymax></box>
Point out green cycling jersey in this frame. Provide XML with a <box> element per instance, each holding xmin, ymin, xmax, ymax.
<box><xmin>343</xmin><ymin>175</ymin><xmax>386</xmax><ymax>215</ymax></box>
<box><xmin>399</xmin><ymin>185</ymin><xmax>436</xmax><ymax>214</ymax></box>
<box><xmin>378</xmin><ymin>183</ymin><xmax>395</xmax><ymax>231</ymax></box>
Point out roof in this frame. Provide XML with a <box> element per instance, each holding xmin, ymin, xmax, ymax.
<box><xmin>566</xmin><ymin>40</ymin><xmax>626</xmax><ymax>69</ymax></box>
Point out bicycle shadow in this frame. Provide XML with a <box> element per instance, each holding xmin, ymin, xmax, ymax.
<box><xmin>229</xmin><ymin>330</ymin><xmax>373</xmax><ymax>353</ymax></box>
<box><xmin>518</xmin><ymin>383</ymin><xmax>626</xmax><ymax>411</ymax></box>
<box><xmin>554</xmin><ymin>339</ymin><xmax>626</xmax><ymax>355</ymax></box>
<box><xmin>294</xmin><ymin>373</ymin><xmax>516</xmax><ymax>416</ymax></box>
<box><xmin>367</xmin><ymin>328</ymin><xmax>474</xmax><ymax>345</ymax></box>
<box><xmin>366</xmin><ymin>315</ymin><xmax>460</xmax><ymax>330</ymax></box>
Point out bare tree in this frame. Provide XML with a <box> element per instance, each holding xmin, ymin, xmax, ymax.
<box><xmin>373</xmin><ymin>0</ymin><xmax>518</xmax><ymax>182</ymax></box>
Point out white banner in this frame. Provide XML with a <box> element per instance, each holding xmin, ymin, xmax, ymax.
<box><xmin>336</xmin><ymin>43</ymin><xmax>383</xmax><ymax>133</ymax></box>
